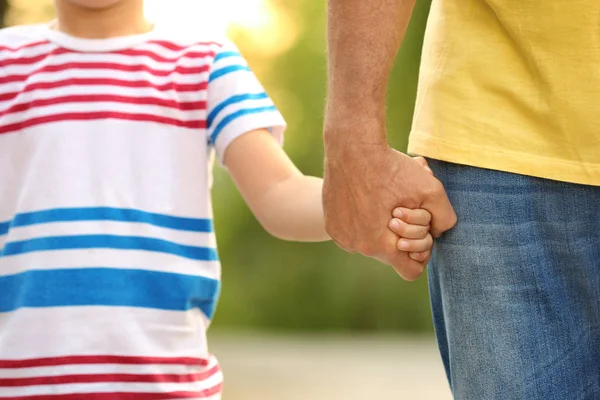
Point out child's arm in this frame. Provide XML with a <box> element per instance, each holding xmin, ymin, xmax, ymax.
<box><xmin>224</xmin><ymin>128</ymin><xmax>328</xmax><ymax>242</ymax></box>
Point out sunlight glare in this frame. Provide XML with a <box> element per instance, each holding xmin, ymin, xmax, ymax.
<box><xmin>144</xmin><ymin>0</ymin><xmax>270</xmax><ymax>34</ymax></box>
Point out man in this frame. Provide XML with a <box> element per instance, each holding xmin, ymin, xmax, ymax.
<box><xmin>323</xmin><ymin>0</ymin><xmax>600</xmax><ymax>399</ymax></box>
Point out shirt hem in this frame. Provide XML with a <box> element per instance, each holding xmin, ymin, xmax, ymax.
<box><xmin>408</xmin><ymin>132</ymin><xmax>600</xmax><ymax>187</ymax></box>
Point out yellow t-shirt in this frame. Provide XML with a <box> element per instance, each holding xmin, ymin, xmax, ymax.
<box><xmin>408</xmin><ymin>0</ymin><xmax>600</xmax><ymax>185</ymax></box>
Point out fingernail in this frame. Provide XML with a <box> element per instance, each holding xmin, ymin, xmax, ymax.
<box><xmin>390</xmin><ymin>219</ymin><xmax>400</xmax><ymax>230</ymax></box>
<box><xmin>393</xmin><ymin>209</ymin><xmax>403</xmax><ymax>219</ymax></box>
<box><xmin>399</xmin><ymin>240</ymin><xmax>409</xmax><ymax>250</ymax></box>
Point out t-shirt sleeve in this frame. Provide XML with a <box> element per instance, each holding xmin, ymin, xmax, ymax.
<box><xmin>207</xmin><ymin>39</ymin><xmax>286</xmax><ymax>164</ymax></box>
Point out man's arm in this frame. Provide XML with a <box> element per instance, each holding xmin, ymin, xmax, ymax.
<box><xmin>323</xmin><ymin>0</ymin><xmax>456</xmax><ymax>280</ymax></box>
<box><xmin>325</xmin><ymin>0</ymin><xmax>415</xmax><ymax>137</ymax></box>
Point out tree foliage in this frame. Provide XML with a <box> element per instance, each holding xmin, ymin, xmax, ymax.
<box><xmin>0</xmin><ymin>0</ymin><xmax>9</xmax><ymax>28</ymax></box>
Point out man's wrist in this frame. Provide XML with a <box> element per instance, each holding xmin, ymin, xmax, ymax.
<box><xmin>324</xmin><ymin>120</ymin><xmax>388</xmax><ymax>155</ymax></box>
<box><xmin>323</xmin><ymin>136</ymin><xmax>390</xmax><ymax>167</ymax></box>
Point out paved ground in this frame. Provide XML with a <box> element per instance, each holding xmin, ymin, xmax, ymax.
<box><xmin>208</xmin><ymin>333</ymin><xmax>453</xmax><ymax>400</ymax></box>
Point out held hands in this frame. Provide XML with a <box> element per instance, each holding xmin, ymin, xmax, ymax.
<box><xmin>322</xmin><ymin>142</ymin><xmax>457</xmax><ymax>281</ymax></box>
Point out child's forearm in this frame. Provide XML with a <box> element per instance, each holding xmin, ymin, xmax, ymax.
<box><xmin>255</xmin><ymin>175</ymin><xmax>329</xmax><ymax>242</ymax></box>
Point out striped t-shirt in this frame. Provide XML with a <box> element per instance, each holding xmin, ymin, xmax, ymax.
<box><xmin>0</xmin><ymin>23</ymin><xmax>285</xmax><ymax>399</ymax></box>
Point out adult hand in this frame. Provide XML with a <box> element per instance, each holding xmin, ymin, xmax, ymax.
<box><xmin>323</xmin><ymin>136</ymin><xmax>457</xmax><ymax>280</ymax></box>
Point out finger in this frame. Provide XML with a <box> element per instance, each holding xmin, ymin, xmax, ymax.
<box><xmin>388</xmin><ymin>218</ymin><xmax>430</xmax><ymax>239</ymax></box>
<box><xmin>413</xmin><ymin>157</ymin><xmax>433</xmax><ymax>175</ymax></box>
<box><xmin>425</xmin><ymin>180</ymin><xmax>458</xmax><ymax>238</ymax></box>
<box><xmin>397</xmin><ymin>234</ymin><xmax>434</xmax><ymax>253</ymax></box>
<box><xmin>409</xmin><ymin>250</ymin><xmax>431</xmax><ymax>263</ymax></box>
<box><xmin>392</xmin><ymin>207</ymin><xmax>432</xmax><ymax>226</ymax></box>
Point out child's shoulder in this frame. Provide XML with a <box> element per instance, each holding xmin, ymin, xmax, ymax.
<box><xmin>0</xmin><ymin>24</ymin><xmax>47</xmax><ymax>48</ymax></box>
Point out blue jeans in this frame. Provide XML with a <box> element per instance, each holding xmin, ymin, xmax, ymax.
<box><xmin>427</xmin><ymin>159</ymin><xmax>600</xmax><ymax>400</ymax></box>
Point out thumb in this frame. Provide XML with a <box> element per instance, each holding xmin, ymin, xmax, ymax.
<box><xmin>423</xmin><ymin>181</ymin><xmax>457</xmax><ymax>238</ymax></box>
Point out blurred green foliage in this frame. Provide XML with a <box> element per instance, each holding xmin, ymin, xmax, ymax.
<box><xmin>214</xmin><ymin>0</ymin><xmax>434</xmax><ymax>333</ymax></box>
<box><xmin>5</xmin><ymin>0</ymin><xmax>435</xmax><ymax>333</ymax></box>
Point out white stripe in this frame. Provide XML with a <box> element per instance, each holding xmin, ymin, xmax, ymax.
<box><xmin>211</xmin><ymin>54</ymin><xmax>246</xmax><ymax>70</ymax></box>
<box><xmin>209</xmin><ymin>97</ymin><xmax>275</xmax><ymax>129</ymax></box>
<box><xmin>0</xmin><ymin>362</ymin><xmax>210</xmax><ymax>379</ymax></box>
<box><xmin>0</xmin><ymin>42</ymin><xmax>56</xmax><ymax>58</ymax></box>
<box><xmin>0</xmin><ymin>125</ymin><xmax>212</xmax><ymax>221</ymax></box>
<box><xmin>0</xmin><ymin>249</ymin><xmax>221</xmax><ymax>279</ymax></box>
<box><xmin>208</xmin><ymin>69</ymin><xmax>261</xmax><ymax>94</ymax></box>
<box><xmin>3</xmin><ymin>220</ymin><xmax>215</xmax><ymax>248</ymax></box>
<box><xmin>1</xmin><ymin>101</ymin><xmax>205</xmax><ymax>127</ymax></box>
<box><xmin>139</xmin><ymin>41</ymin><xmax>222</xmax><ymax>56</ymax></box>
<box><xmin>0</xmin><ymin>378</ymin><xmax>222</xmax><ymax>398</ymax></box>
<box><xmin>214</xmin><ymin>110</ymin><xmax>286</xmax><ymax>162</ymax></box>
<box><xmin>0</xmin><ymin>307</ymin><xmax>211</xmax><ymax>359</ymax></box>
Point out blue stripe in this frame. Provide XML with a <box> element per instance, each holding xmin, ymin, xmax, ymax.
<box><xmin>207</xmin><ymin>93</ymin><xmax>269</xmax><ymax>128</ymax></box>
<box><xmin>209</xmin><ymin>65</ymin><xmax>251</xmax><ymax>82</ymax></box>
<box><xmin>0</xmin><ymin>268</ymin><xmax>219</xmax><ymax>318</ymax></box>
<box><xmin>210</xmin><ymin>106</ymin><xmax>278</xmax><ymax>142</ymax></box>
<box><xmin>1</xmin><ymin>235</ymin><xmax>218</xmax><ymax>261</ymax></box>
<box><xmin>0</xmin><ymin>221</ymin><xmax>9</xmax><ymax>236</ymax></box>
<box><xmin>214</xmin><ymin>51</ymin><xmax>241</xmax><ymax>63</ymax></box>
<box><xmin>0</xmin><ymin>207</ymin><xmax>213</xmax><ymax>233</ymax></box>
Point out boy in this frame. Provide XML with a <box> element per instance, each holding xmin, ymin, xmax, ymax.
<box><xmin>0</xmin><ymin>0</ymin><xmax>433</xmax><ymax>398</ymax></box>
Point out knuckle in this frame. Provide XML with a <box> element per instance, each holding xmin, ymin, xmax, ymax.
<box><xmin>394</xmin><ymin>220</ymin><xmax>409</xmax><ymax>235</ymax></box>
<box><xmin>410</xmin><ymin>252</ymin><xmax>425</xmax><ymax>262</ymax></box>
<box><xmin>449</xmin><ymin>213</ymin><xmax>458</xmax><ymax>227</ymax></box>
<box><xmin>430</xmin><ymin>179</ymin><xmax>446</xmax><ymax>197</ymax></box>
<box><xmin>423</xmin><ymin>210</ymin><xmax>433</xmax><ymax>223</ymax></box>
<box><xmin>422</xmin><ymin>179</ymin><xmax>445</xmax><ymax>201</ymax></box>
<box><xmin>418</xmin><ymin>225</ymin><xmax>430</xmax><ymax>238</ymax></box>
<box><xmin>426</xmin><ymin>235</ymin><xmax>434</xmax><ymax>248</ymax></box>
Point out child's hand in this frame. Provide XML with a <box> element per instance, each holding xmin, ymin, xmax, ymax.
<box><xmin>388</xmin><ymin>207</ymin><xmax>433</xmax><ymax>263</ymax></box>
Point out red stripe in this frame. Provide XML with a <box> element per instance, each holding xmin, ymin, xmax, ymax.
<box><xmin>51</xmin><ymin>47</ymin><xmax>216</xmax><ymax>63</ymax></box>
<box><xmin>0</xmin><ymin>52</ymin><xmax>53</xmax><ymax>68</ymax></box>
<box><xmin>0</xmin><ymin>111</ymin><xmax>206</xmax><ymax>135</ymax></box>
<box><xmin>0</xmin><ymin>364</ymin><xmax>220</xmax><ymax>387</ymax></box>
<box><xmin>0</xmin><ymin>355</ymin><xmax>210</xmax><ymax>369</ymax></box>
<box><xmin>3</xmin><ymin>62</ymin><xmax>210</xmax><ymax>84</ymax></box>
<box><xmin>0</xmin><ymin>78</ymin><xmax>207</xmax><ymax>103</ymax></box>
<box><xmin>0</xmin><ymin>47</ymin><xmax>216</xmax><ymax>68</ymax></box>
<box><xmin>1</xmin><ymin>95</ymin><xmax>205</xmax><ymax>117</ymax></box>
<box><xmin>0</xmin><ymin>384</ymin><xmax>222</xmax><ymax>399</ymax></box>
<box><xmin>0</xmin><ymin>40</ymin><xmax>51</xmax><ymax>52</ymax></box>
<box><xmin>147</xmin><ymin>40</ymin><xmax>222</xmax><ymax>52</ymax></box>
<box><xmin>0</xmin><ymin>41</ymin><xmax>218</xmax><ymax>54</ymax></box>
<box><xmin>115</xmin><ymin>49</ymin><xmax>216</xmax><ymax>63</ymax></box>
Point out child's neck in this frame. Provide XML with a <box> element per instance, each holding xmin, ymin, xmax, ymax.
<box><xmin>53</xmin><ymin>0</ymin><xmax>151</xmax><ymax>39</ymax></box>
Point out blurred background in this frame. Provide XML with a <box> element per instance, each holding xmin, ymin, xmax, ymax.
<box><xmin>2</xmin><ymin>0</ymin><xmax>451</xmax><ymax>398</ymax></box>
